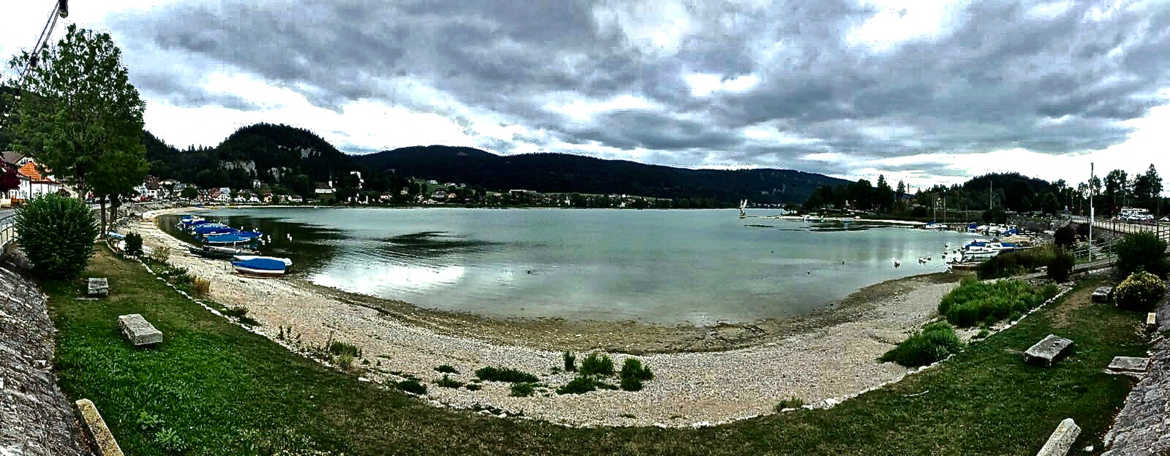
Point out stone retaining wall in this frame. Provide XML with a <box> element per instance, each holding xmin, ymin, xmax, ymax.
<box><xmin>1101</xmin><ymin>294</ymin><xmax>1170</xmax><ymax>455</ymax></box>
<box><xmin>0</xmin><ymin>262</ymin><xmax>90</xmax><ymax>455</ymax></box>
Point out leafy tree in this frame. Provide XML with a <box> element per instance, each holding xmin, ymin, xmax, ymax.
<box><xmin>6</xmin><ymin>25</ymin><xmax>146</xmax><ymax>232</ymax></box>
<box><xmin>14</xmin><ymin>193</ymin><xmax>98</xmax><ymax>278</ymax></box>
<box><xmin>180</xmin><ymin>186</ymin><xmax>198</xmax><ymax>200</ymax></box>
<box><xmin>1103</xmin><ymin>169</ymin><xmax>1129</xmax><ymax>215</ymax></box>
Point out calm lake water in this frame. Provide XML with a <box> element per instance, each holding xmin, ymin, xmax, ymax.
<box><xmin>161</xmin><ymin>208</ymin><xmax>972</xmax><ymax>324</ymax></box>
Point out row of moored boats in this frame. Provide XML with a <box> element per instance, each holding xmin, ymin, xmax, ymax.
<box><xmin>177</xmin><ymin>216</ymin><xmax>292</xmax><ymax>277</ymax></box>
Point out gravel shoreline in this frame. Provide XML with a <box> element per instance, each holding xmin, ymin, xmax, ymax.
<box><xmin>135</xmin><ymin>207</ymin><xmax>961</xmax><ymax>427</ymax></box>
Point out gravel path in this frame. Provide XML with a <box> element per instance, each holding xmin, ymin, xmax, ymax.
<box><xmin>137</xmin><ymin>209</ymin><xmax>958</xmax><ymax>427</ymax></box>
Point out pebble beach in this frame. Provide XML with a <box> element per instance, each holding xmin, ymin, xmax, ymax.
<box><xmin>136</xmin><ymin>207</ymin><xmax>961</xmax><ymax>427</ymax></box>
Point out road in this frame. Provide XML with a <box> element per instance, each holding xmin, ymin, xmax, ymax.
<box><xmin>0</xmin><ymin>208</ymin><xmax>13</xmax><ymax>220</ymax></box>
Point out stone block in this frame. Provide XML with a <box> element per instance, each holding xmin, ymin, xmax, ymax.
<box><xmin>1025</xmin><ymin>334</ymin><xmax>1073</xmax><ymax>367</ymax></box>
<box><xmin>87</xmin><ymin>278</ymin><xmax>109</xmax><ymax>296</ymax></box>
<box><xmin>1147</xmin><ymin>312</ymin><xmax>1157</xmax><ymax>331</ymax></box>
<box><xmin>1091</xmin><ymin>287</ymin><xmax>1112</xmax><ymax>303</ymax></box>
<box><xmin>75</xmin><ymin>398</ymin><xmax>124</xmax><ymax>456</ymax></box>
<box><xmin>117</xmin><ymin>314</ymin><xmax>162</xmax><ymax>346</ymax></box>
<box><xmin>1036</xmin><ymin>418</ymin><xmax>1080</xmax><ymax>456</ymax></box>
<box><xmin>1107</xmin><ymin>356</ymin><xmax>1150</xmax><ymax>374</ymax></box>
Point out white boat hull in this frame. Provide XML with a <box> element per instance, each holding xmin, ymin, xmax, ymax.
<box><xmin>232</xmin><ymin>265</ymin><xmax>286</xmax><ymax>276</ymax></box>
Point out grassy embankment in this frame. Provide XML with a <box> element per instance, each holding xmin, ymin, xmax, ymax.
<box><xmin>44</xmin><ymin>247</ymin><xmax>1147</xmax><ymax>455</ymax></box>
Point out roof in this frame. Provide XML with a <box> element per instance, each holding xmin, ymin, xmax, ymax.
<box><xmin>1</xmin><ymin>151</ymin><xmax>23</xmax><ymax>166</ymax></box>
<box><xmin>17</xmin><ymin>161</ymin><xmax>52</xmax><ymax>183</ymax></box>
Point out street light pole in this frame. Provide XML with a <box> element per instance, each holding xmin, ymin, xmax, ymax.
<box><xmin>1089</xmin><ymin>162</ymin><xmax>1095</xmax><ymax>261</ymax></box>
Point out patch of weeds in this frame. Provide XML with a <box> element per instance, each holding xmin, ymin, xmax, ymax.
<box><xmin>135</xmin><ymin>410</ymin><xmax>163</xmax><ymax>431</ymax></box>
<box><xmin>475</xmin><ymin>366</ymin><xmax>539</xmax><ymax>383</ymax></box>
<box><xmin>435</xmin><ymin>364</ymin><xmax>459</xmax><ymax>374</ymax></box>
<box><xmin>337</xmin><ymin>354</ymin><xmax>355</xmax><ymax>370</ymax></box>
<box><xmin>464</xmin><ymin>383</ymin><xmax>482</xmax><ymax>391</ymax></box>
<box><xmin>880</xmin><ymin>321</ymin><xmax>964</xmax><ymax>367</ymax></box>
<box><xmin>435</xmin><ymin>375</ymin><xmax>463</xmax><ymax>389</ymax></box>
<box><xmin>328</xmin><ymin>340</ymin><xmax>362</xmax><ymax>358</ymax></box>
<box><xmin>556</xmin><ymin>376</ymin><xmax>598</xmax><ymax>395</ymax></box>
<box><xmin>974</xmin><ymin>329</ymin><xmax>991</xmax><ymax>339</ymax></box>
<box><xmin>619</xmin><ymin>413</ymin><xmax>636</xmax><ymax>419</ymax></box>
<box><xmin>563</xmin><ymin>351</ymin><xmax>577</xmax><ymax>372</ymax></box>
<box><xmin>396</xmin><ymin>379</ymin><xmax>427</xmax><ymax>395</ymax></box>
<box><xmin>153</xmin><ymin>427</ymin><xmax>190</xmax><ymax>453</ymax></box>
<box><xmin>619</xmin><ymin>358</ymin><xmax>654</xmax><ymax>391</ymax></box>
<box><xmin>774</xmin><ymin>397</ymin><xmax>805</xmax><ymax>412</ymax></box>
<box><xmin>579</xmin><ymin>353</ymin><xmax>614</xmax><ymax>376</ymax></box>
<box><xmin>510</xmin><ymin>382</ymin><xmax>536</xmax><ymax>397</ymax></box>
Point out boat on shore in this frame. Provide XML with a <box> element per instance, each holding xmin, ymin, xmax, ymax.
<box><xmin>231</xmin><ymin>257</ymin><xmax>289</xmax><ymax>277</ymax></box>
<box><xmin>189</xmin><ymin>245</ymin><xmax>258</xmax><ymax>259</ymax></box>
<box><xmin>232</xmin><ymin>255</ymin><xmax>292</xmax><ymax>267</ymax></box>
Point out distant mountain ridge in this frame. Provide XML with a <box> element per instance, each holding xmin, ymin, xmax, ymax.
<box><xmin>353</xmin><ymin>145</ymin><xmax>848</xmax><ymax>204</ymax></box>
<box><xmin>143</xmin><ymin>123</ymin><xmax>849</xmax><ymax>204</ymax></box>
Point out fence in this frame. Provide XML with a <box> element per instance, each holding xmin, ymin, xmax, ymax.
<box><xmin>0</xmin><ymin>214</ymin><xmax>14</xmax><ymax>249</ymax></box>
<box><xmin>1066</xmin><ymin>216</ymin><xmax>1170</xmax><ymax>262</ymax></box>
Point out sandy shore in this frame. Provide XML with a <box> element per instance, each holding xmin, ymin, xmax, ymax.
<box><xmin>136</xmin><ymin>207</ymin><xmax>962</xmax><ymax>427</ymax></box>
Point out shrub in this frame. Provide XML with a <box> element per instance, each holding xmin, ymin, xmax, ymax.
<box><xmin>974</xmin><ymin>329</ymin><xmax>990</xmax><ymax>339</ymax></box>
<box><xmin>1054</xmin><ymin>225</ymin><xmax>1077</xmax><ymax>249</ymax></box>
<box><xmin>1047</xmin><ymin>250</ymin><xmax>1075</xmax><ymax>282</ymax></box>
<box><xmin>938</xmin><ymin>279</ymin><xmax>1059</xmax><ymax>327</ymax></box>
<box><xmin>396</xmin><ymin>379</ymin><xmax>427</xmax><ymax>395</ymax></box>
<box><xmin>617</xmin><ymin>357</ymin><xmax>655</xmax><ymax>385</ymax></box>
<box><xmin>563</xmin><ymin>351</ymin><xmax>577</xmax><ymax>372</ymax></box>
<box><xmin>150</xmin><ymin>245</ymin><xmax>171</xmax><ymax>264</ymax></box>
<box><xmin>879</xmin><ymin>321</ymin><xmax>963</xmax><ymax>367</ymax></box>
<box><xmin>1114</xmin><ymin>271</ymin><xmax>1167</xmax><ymax>311</ymax></box>
<box><xmin>1115</xmin><ymin>232</ymin><xmax>1169</xmax><ymax>278</ymax></box>
<box><xmin>435</xmin><ymin>375</ymin><xmax>463</xmax><ymax>389</ymax></box>
<box><xmin>579</xmin><ymin>353</ymin><xmax>614</xmax><ymax>377</ymax></box>
<box><xmin>192</xmin><ymin>277</ymin><xmax>211</xmax><ymax>296</ymax></box>
<box><xmin>465</xmin><ymin>383</ymin><xmax>481</xmax><ymax>391</ymax></box>
<box><xmin>14</xmin><ymin>194</ymin><xmax>98</xmax><ymax>279</ymax></box>
<box><xmin>435</xmin><ymin>365</ymin><xmax>459</xmax><ymax>374</ymax></box>
<box><xmin>557</xmin><ymin>376</ymin><xmax>598</xmax><ymax>395</ymax></box>
<box><xmin>977</xmin><ymin>246</ymin><xmax>1058</xmax><ymax>280</ymax></box>
<box><xmin>328</xmin><ymin>340</ymin><xmax>362</xmax><ymax>358</ymax></box>
<box><xmin>774</xmin><ymin>397</ymin><xmax>805</xmax><ymax>412</ymax></box>
<box><xmin>510</xmin><ymin>382</ymin><xmax>536</xmax><ymax>397</ymax></box>
<box><xmin>124</xmin><ymin>232</ymin><xmax>144</xmax><ymax>256</ymax></box>
<box><xmin>475</xmin><ymin>366</ymin><xmax>539</xmax><ymax>383</ymax></box>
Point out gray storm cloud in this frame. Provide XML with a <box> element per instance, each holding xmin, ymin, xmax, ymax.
<box><xmin>108</xmin><ymin>0</ymin><xmax>1170</xmax><ymax>175</ymax></box>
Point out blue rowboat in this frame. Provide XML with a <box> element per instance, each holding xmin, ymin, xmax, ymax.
<box><xmin>204</xmin><ymin>233</ymin><xmax>255</xmax><ymax>245</ymax></box>
<box><xmin>231</xmin><ymin>257</ymin><xmax>287</xmax><ymax>276</ymax></box>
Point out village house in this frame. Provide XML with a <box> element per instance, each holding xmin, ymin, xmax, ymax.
<box><xmin>315</xmin><ymin>181</ymin><xmax>335</xmax><ymax>195</ymax></box>
<box><xmin>8</xmin><ymin>156</ymin><xmax>62</xmax><ymax>202</ymax></box>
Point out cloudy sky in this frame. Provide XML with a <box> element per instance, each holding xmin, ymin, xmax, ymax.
<box><xmin>3</xmin><ymin>0</ymin><xmax>1170</xmax><ymax>188</ymax></box>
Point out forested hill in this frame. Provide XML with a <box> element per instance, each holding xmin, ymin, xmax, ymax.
<box><xmin>141</xmin><ymin>123</ymin><xmax>849</xmax><ymax>204</ymax></box>
<box><xmin>352</xmin><ymin>146</ymin><xmax>848</xmax><ymax>204</ymax></box>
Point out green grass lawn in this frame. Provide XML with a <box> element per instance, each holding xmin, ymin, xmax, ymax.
<box><xmin>44</xmin><ymin>248</ymin><xmax>1147</xmax><ymax>455</ymax></box>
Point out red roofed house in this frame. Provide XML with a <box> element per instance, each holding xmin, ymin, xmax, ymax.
<box><xmin>14</xmin><ymin>159</ymin><xmax>61</xmax><ymax>201</ymax></box>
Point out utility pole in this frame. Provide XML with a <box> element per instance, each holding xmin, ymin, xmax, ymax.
<box><xmin>1090</xmin><ymin>162</ymin><xmax>1095</xmax><ymax>261</ymax></box>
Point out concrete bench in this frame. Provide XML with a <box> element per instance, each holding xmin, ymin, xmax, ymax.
<box><xmin>88</xmin><ymin>278</ymin><xmax>109</xmax><ymax>297</ymax></box>
<box><xmin>1091</xmin><ymin>287</ymin><xmax>1111</xmax><ymax>303</ymax></box>
<box><xmin>117</xmin><ymin>314</ymin><xmax>162</xmax><ymax>346</ymax></box>
<box><xmin>1036</xmin><ymin>418</ymin><xmax>1080</xmax><ymax>456</ymax></box>
<box><xmin>1106</xmin><ymin>356</ymin><xmax>1150</xmax><ymax>374</ymax></box>
<box><xmin>1024</xmin><ymin>334</ymin><xmax>1073</xmax><ymax>367</ymax></box>
<box><xmin>74</xmin><ymin>399</ymin><xmax>124</xmax><ymax>456</ymax></box>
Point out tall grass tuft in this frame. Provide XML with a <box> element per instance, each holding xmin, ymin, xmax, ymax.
<box><xmin>579</xmin><ymin>353</ymin><xmax>614</xmax><ymax>377</ymax></box>
<box><xmin>938</xmin><ymin>279</ymin><xmax>1059</xmax><ymax>327</ymax></box>
<box><xmin>475</xmin><ymin>366</ymin><xmax>539</xmax><ymax>383</ymax></box>
<box><xmin>880</xmin><ymin>321</ymin><xmax>963</xmax><ymax>367</ymax></box>
<box><xmin>193</xmin><ymin>277</ymin><xmax>211</xmax><ymax>296</ymax></box>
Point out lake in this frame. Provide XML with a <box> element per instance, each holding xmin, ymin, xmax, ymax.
<box><xmin>161</xmin><ymin>208</ymin><xmax>972</xmax><ymax>324</ymax></box>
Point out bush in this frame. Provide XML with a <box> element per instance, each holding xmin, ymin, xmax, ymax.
<box><xmin>1114</xmin><ymin>271</ymin><xmax>1167</xmax><ymax>311</ymax></box>
<box><xmin>1115</xmin><ymin>232</ymin><xmax>1169</xmax><ymax>278</ymax></box>
<box><xmin>977</xmin><ymin>246</ymin><xmax>1058</xmax><ymax>280</ymax></box>
<box><xmin>464</xmin><ymin>383</ymin><xmax>481</xmax><ymax>391</ymax></box>
<box><xmin>150</xmin><ymin>245</ymin><xmax>171</xmax><ymax>264</ymax></box>
<box><xmin>14</xmin><ymin>194</ymin><xmax>98</xmax><ymax>278</ymax></box>
<box><xmin>435</xmin><ymin>365</ymin><xmax>459</xmax><ymax>374</ymax></box>
<box><xmin>435</xmin><ymin>375</ymin><xmax>463</xmax><ymax>389</ymax></box>
<box><xmin>1054</xmin><ymin>225</ymin><xmax>1076</xmax><ymax>249</ymax></box>
<box><xmin>510</xmin><ymin>382</ymin><xmax>536</xmax><ymax>397</ymax></box>
<box><xmin>774</xmin><ymin>397</ymin><xmax>805</xmax><ymax>412</ymax></box>
<box><xmin>124</xmin><ymin>232</ymin><xmax>143</xmax><ymax>256</ymax></box>
<box><xmin>1046</xmin><ymin>250</ymin><xmax>1075</xmax><ymax>282</ymax></box>
<box><xmin>579</xmin><ymin>353</ymin><xmax>614</xmax><ymax>377</ymax></box>
<box><xmin>396</xmin><ymin>379</ymin><xmax>427</xmax><ymax>395</ymax></box>
<box><xmin>563</xmin><ymin>351</ymin><xmax>577</xmax><ymax>372</ymax></box>
<box><xmin>879</xmin><ymin>321</ymin><xmax>963</xmax><ymax>367</ymax></box>
<box><xmin>475</xmin><ymin>366</ymin><xmax>539</xmax><ymax>383</ymax></box>
<box><xmin>328</xmin><ymin>340</ymin><xmax>362</xmax><ymax>358</ymax></box>
<box><xmin>619</xmin><ymin>358</ymin><xmax>654</xmax><ymax>391</ymax></box>
<box><xmin>938</xmin><ymin>279</ymin><xmax>1059</xmax><ymax>327</ymax></box>
<box><xmin>557</xmin><ymin>376</ymin><xmax>598</xmax><ymax>395</ymax></box>
<box><xmin>337</xmin><ymin>354</ymin><xmax>354</xmax><ymax>370</ymax></box>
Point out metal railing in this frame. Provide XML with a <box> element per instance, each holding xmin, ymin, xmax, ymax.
<box><xmin>1066</xmin><ymin>216</ymin><xmax>1170</xmax><ymax>262</ymax></box>
<box><xmin>0</xmin><ymin>214</ymin><xmax>15</xmax><ymax>249</ymax></box>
